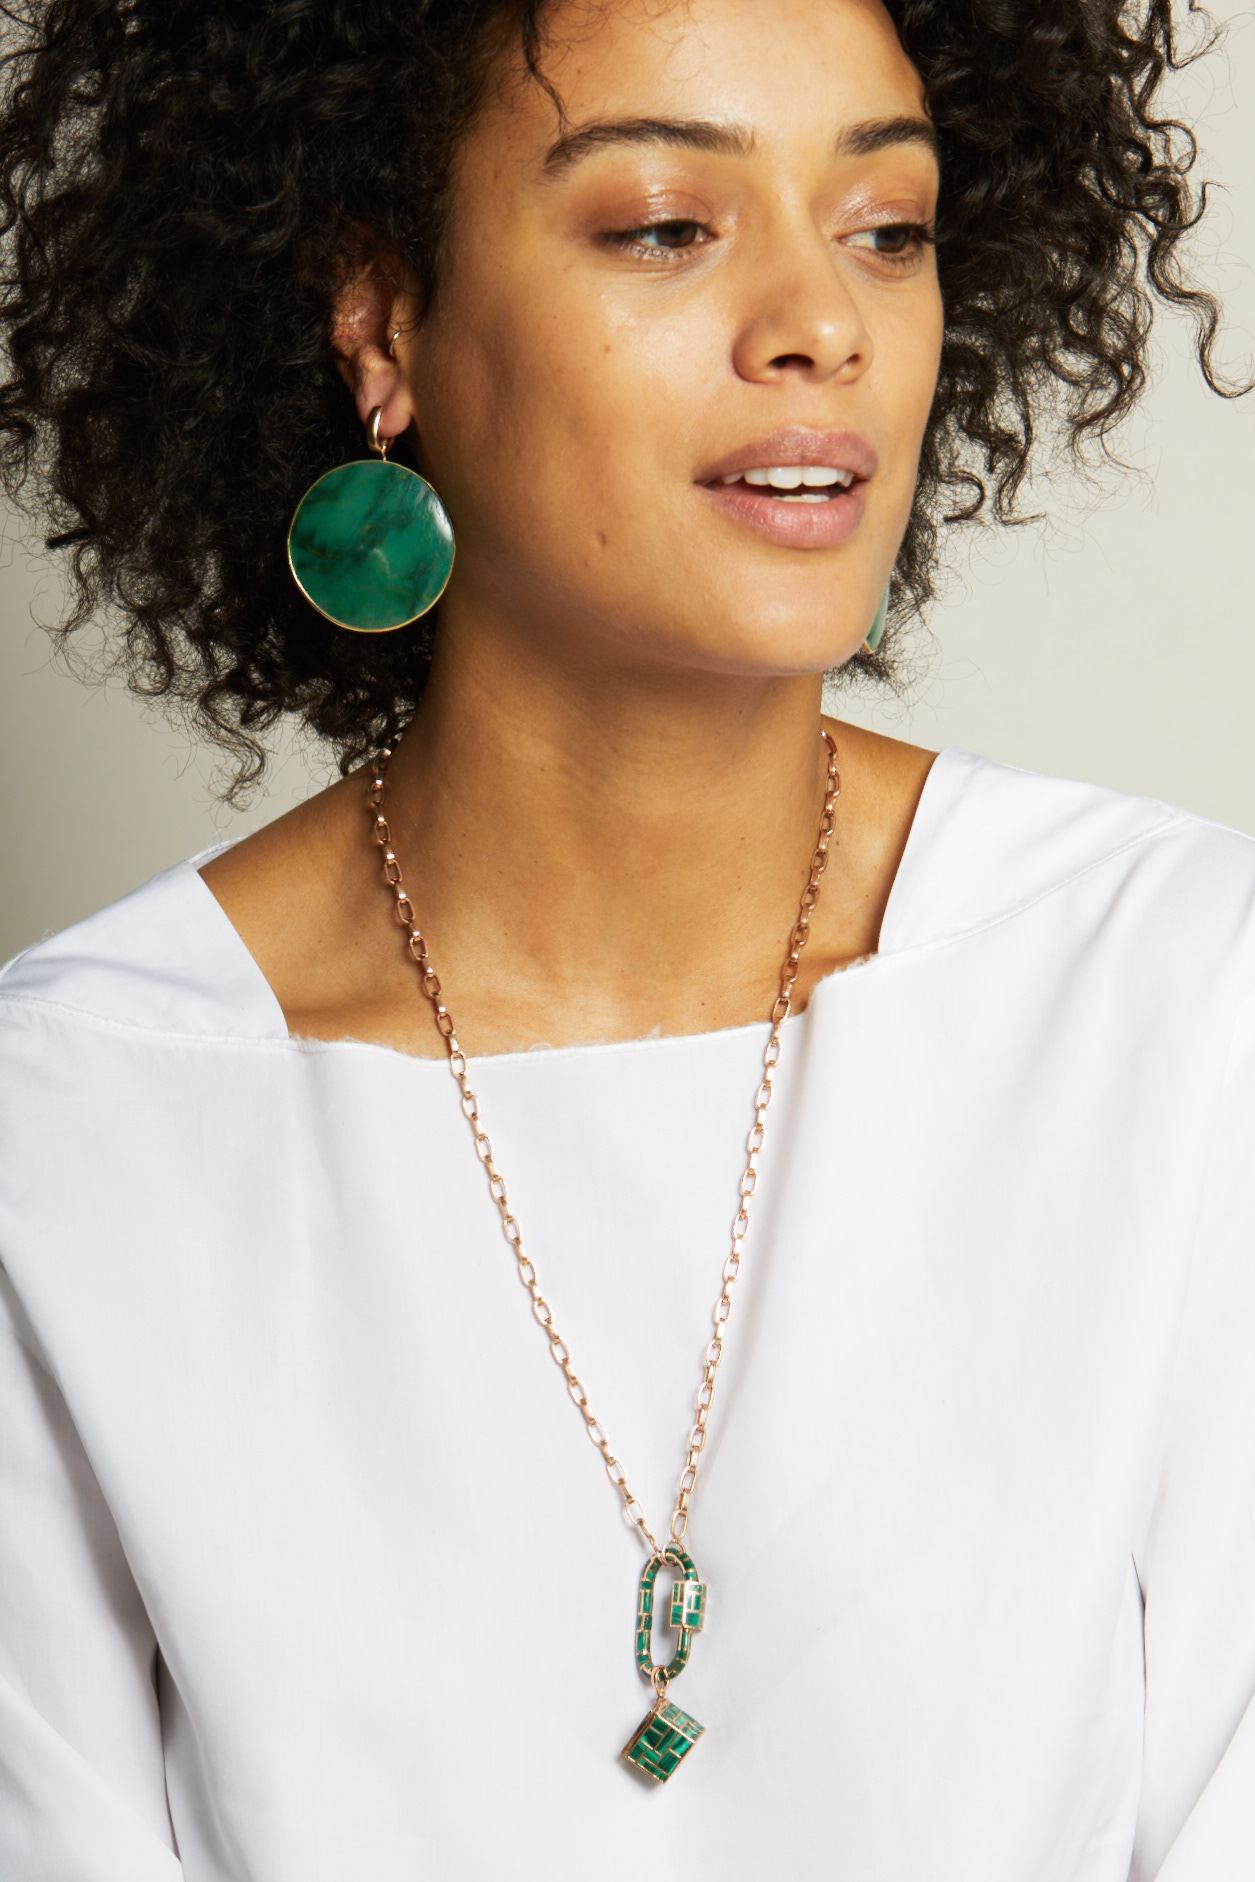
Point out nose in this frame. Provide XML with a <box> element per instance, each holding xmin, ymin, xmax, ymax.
<box><xmin>729</xmin><ymin>217</ymin><xmax>874</xmax><ymax>386</ymax></box>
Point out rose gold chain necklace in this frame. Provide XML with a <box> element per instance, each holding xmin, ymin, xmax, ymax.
<box><xmin>365</xmin><ymin>722</ymin><xmax>841</xmax><ymax>1783</ymax></box>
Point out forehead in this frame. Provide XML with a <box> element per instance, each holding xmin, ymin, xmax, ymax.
<box><xmin>480</xmin><ymin>0</ymin><xmax>929</xmax><ymax>173</ymax></box>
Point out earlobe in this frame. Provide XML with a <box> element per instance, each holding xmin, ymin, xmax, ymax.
<box><xmin>326</xmin><ymin>310</ymin><xmax>418</xmax><ymax>459</ymax></box>
<box><xmin>334</xmin><ymin>325</ymin><xmax>417</xmax><ymax>445</ymax></box>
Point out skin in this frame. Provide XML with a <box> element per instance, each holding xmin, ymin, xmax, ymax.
<box><xmin>199</xmin><ymin>0</ymin><xmax>946</xmax><ymax>1056</ymax></box>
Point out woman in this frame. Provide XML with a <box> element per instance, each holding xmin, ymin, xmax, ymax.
<box><xmin>0</xmin><ymin>0</ymin><xmax>1250</xmax><ymax>1874</ymax></box>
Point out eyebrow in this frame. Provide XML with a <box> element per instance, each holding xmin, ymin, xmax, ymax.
<box><xmin>538</xmin><ymin>112</ymin><xmax>939</xmax><ymax>180</ymax></box>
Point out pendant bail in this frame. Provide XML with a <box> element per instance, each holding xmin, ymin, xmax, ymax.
<box><xmin>633</xmin><ymin>1544</ymin><xmax>704</xmax><ymax>1684</ymax></box>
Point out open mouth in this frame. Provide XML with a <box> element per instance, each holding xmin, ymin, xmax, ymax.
<box><xmin>694</xmin><ymin>470</ymin><xmax>869</xmax><ymax>546</ymax></box>
<box><xmin>700</xmin><ymin>471</ymin><xmax>862</xmax><ymax>503</ymax></box>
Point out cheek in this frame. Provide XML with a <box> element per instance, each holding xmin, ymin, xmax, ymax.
<box><xmin>417</xmin><ymin>320</ymin><xmax>655</xmax><ymax>580</ymax></box>
<box><xmin>876</xmin><ymin>293</ymin><xmax>944</xmax><ymax>472</ymax></box>
<box><xmin>415</xmin><ymin>213</ymin><xmax>696</xmax><ymax>574</ymax></box>
<box><xmin>486</xmin><ymin>333</ymin><xmax>694</xmax><ymax>560</ymax></box>
<box><xmin>882</xmin><ymin>285</ymin><xmax>943</xmax><ymax>394</ymax></box>
<box><xmin>446</xmin><ymin>288</ymin><xmax>654</xmax><ymax>488</ymax></box>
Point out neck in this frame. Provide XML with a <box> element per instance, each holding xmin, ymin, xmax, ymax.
<box><xmin>365</xmin><ymin>613</ymin><xmax>896</xmax><ymax>1045</ymax></box>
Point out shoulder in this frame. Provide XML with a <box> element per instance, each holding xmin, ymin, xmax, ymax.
<box><xmin>924</xmin><ymin>744</ymin><xmax>1255</xmax><ymax>952</ymax></box>
<box><xmin>0</xmin><ymin>837</ymin><xmax>284</xmax><ymax>1046</ymax></box>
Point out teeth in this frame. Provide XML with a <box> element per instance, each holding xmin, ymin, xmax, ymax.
<box><xmin>719</xmin><ymin>466</ymin><xmax>856</xmax><ymax>490</ymax></box>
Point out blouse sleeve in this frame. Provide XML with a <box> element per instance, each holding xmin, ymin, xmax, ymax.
<box><xmin>1129</xmin><ymin>974</ymin><xmax>1255</xmax><ymax>1878</ymax></box>
<box><xmin>0</xmin><ymin>1264</ymin><xmax>183</xmax><ymax>1878</ymax></box>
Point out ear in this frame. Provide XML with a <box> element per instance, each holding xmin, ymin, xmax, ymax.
<box><xmin>327</xmin><ymin>251</ymin><xmax>420</xmax><ymax>447</ymax></box>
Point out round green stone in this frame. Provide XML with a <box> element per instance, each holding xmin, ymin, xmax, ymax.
<box><xmin>287</xmin><ymin>458</ymin><xmax>454</xmax><ymax>632</ymax></box>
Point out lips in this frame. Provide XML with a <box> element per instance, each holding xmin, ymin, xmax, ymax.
<box><xmin>695</xmin><ymin>427</ymin><xmax>877</xmax><ymax>487</ymax></box>
<box><xmin>696</xmin><ymin>476</ymin><xmax>868</xmax><ymax>548</ymax></box>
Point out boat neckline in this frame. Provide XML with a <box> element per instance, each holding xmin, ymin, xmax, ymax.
<box><xmin>179</xmin><ymin>742</ymin><xmax>969</xmax><ymax>1070</ymax></box>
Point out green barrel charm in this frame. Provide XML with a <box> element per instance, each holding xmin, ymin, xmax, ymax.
<box><xmin>620</xmin><ymin>1694</ymin><xmax>706</xmax><ymax>1784</ymax></box>
<box><xmin>621</xmin><ymin>1545</ymin><xmax>710</xmax><ymax>1783</ymax></box>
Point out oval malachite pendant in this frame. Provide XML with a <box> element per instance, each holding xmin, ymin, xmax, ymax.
<box><xmin>287</xmin><ymin>457</ymin><xmax>455</xmax><ymax>633</ymax></box>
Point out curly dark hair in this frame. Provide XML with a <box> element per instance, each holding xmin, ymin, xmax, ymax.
<box><xmin>0</xmin><ymin>0</ymin><xmax>1246</xmax><ymax>805</ymax></box>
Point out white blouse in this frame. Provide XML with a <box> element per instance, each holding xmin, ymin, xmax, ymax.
<box><xmin>1</xmin><ymin>742</ymin><xmax>1254</xmax><ymax>1882</ymax></box>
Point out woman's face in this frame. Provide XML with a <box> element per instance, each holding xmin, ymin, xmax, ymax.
<box><xmin>403</xmin><ymin>0</ymin><xmax>943</xmax><ymax>677</ymax></box>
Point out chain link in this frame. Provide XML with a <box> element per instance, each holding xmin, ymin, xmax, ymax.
<box><xmin>365</xmin><ymin>725</ymin><xmax>841</xmax><ymax>1561</ymax></box>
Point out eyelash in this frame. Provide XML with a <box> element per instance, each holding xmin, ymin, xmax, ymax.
<box><xmin>601</xmin><ymin>218</ymin><xmax>937</xmax><ymax>269</ymax></box>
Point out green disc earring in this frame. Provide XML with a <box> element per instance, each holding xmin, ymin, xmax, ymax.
<box><xmin>287</xmin><ymin>404</ymin><xmax>455</xmax><ymax>633</ymax></box>
<box><xmin>862</xmin><ymin>582</ymin><xmax>890</xmax><ymax>656</ymax></box>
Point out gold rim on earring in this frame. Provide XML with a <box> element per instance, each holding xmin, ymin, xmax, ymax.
<box><xmin>285</xmin><ymin>402</ymin><xmax>456</xmax><ymax>632</ymax></box>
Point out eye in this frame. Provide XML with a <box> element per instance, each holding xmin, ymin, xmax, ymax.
<box><xmin>844</xmin><ymin>222</ymin><xmax>937</xmax><ymax>269</ymax></box>
<box><xmin>599</xmin><ymin>216</ymin><xmax>937</xmax><ymax>269</ymax></box>
<box><xmin>600</xmin><ymin>219</ymin><xmax>711</xmax><ymax>263</ymax></box>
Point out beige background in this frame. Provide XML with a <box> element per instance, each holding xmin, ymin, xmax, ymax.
<box><xmin>2</xmin><ymin>6</ymin><xmax>1253</xmax><ymax>963</ymax></box>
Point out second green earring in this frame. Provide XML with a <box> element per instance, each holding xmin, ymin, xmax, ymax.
<box><xmin>863</xmin><ymin>583</ymin><xmax>890</xmax><ymax>655</ymax></box>
<box><xmin>287</xmin><ymin>406</ymin><xmax>455</xmax><ymax>633</ymax></box>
